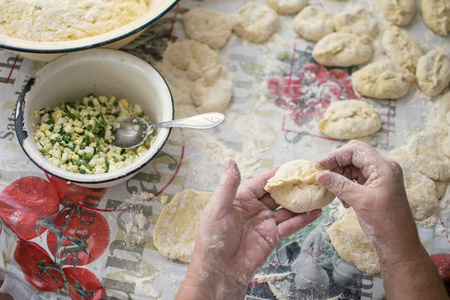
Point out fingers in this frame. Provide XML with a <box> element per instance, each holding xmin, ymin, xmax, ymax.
<box><xmin>316</xmin><ymin>171</ymin><xmax>366</xmax><ymax>207</ymax></box>
<box><xmin>277</xmin><ymin>209</ymin><xmax>322</xmax><ymax>241</ymax></box>
<box><xmin>207</xmin><ymin>159</ymin><xmax>241</xmax><ymax>213</ymax></box>
<box><xmin>259</xmin><ymin>194</ymin><xmax>280</xmax><ymax>210</ymax></box>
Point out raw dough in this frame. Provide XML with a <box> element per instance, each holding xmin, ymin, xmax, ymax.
<box><xmin>351</xmin><ymin>61</ymin><xmax>416</xmax><ymax>99</ymax></box>
<box><xmin>317</xmin><ymin>100</ymin><xmax>382</xmax><ymax>139</ymax></box>
<box><xmin>333</xmin><ymin>7</ymin><xmax>379</xmax><ymax>38</ymax></box>
<box><xmin>164</xmin><ymin>39</ymin><xmax>219</xmax><ymax>81</ymax></box>
<box><xmin>420</xmin><ymin>0</ymin><xmax>450</xmax><ymax>36</ymax></box>
<box><xmin>379</xmin><ymin>0</ymin><xmax>416</xmax><ymax>26</ymax></box>
<box><xmin>267</xmin><ymin>0</ymin><xmax>307</xmax><ymax>15</ymax></box>
<box><xmin>389</xmin><ymin>147</ymin><xmax>439</xmax><ymax>221</ymax></box>
<box><xmin>382</xmin><ymin>26</ymin><xmax>422</xmax><ymax>73</ymax></box>
<box><xmin>293</xmin><ymin>6</ymin><xmax>334</xmax><ymax>42</ymax></box>
<box><xmin>191</xmin><ymin>65</ymin><xmax>233</xmax><ymax>113</ymax></box>
<box><xmin>416</xmin><ymin>47</ymin><xmax>450</xmax><ymax>97</ymax></box>
<box><xmin>312</xmin><ymin>32</ymin><xmax>373</xmax><ymax>67</ymax></box>
<box><xmin>328</xmin><ymin>211</ymin><xmax>381</xmax><ymax>274</ymax></box>
<box><xmin>264</xmin><ymin>159</ymin><xmax>335</xmax><ymax>213</ymax></box>
<box><xmin>232</xmin><ymin>2</ymin><xmax>278</xmax><ymax>43</ymax></box>
<box><xmin>182</xmin><ymin>8</ymin><xmax>233</xmax><ymax>50</ymax></box>
<box><xmin>153</xmin><ymin>189</ymin><xmax>212</xmax><ymax>262</ymax></box>
<box><xmin>405</xmin><ymin>130</ymin><xmax>450</xmax><ymax>181</ymax></box>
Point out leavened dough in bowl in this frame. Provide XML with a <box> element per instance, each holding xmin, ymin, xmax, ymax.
<box><xmin>264</xmin><ymin>159</ymin><xmax>335</xmax><ymax>213</ymax></box>
<box><xmin>318</xmin><ymin>100</ymin><xmax>381</xmax><ymax>139</ymax></box>
<box><xmin>293</xmin><ymin>6</ymin><xmax>334</xmax><ymax>42</ymax></box>
<box><xmin>153</xmin><ymin>189</ymin><xmax>212</xmax><ymax>262</ymax></box>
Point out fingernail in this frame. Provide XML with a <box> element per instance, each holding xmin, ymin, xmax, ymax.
<box><xmin>317</xmin><ymin>172</ymin><xmax>332</xmax><ymax>187</ymax></box>
<box><xmin>224</xmin><ymin>158</ymin><xmax>234</xmax><ymax>172</ymax></box>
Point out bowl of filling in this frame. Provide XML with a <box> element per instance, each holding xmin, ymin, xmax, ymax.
<box><xmin>0</xmin><ymin>0</ymin><xmax>179</xmax><ymax>61</ymax></box>
<box><xmin>15</xmin><ymin>48</ymin><xmax>174</xmax><ymax>187</ymax></box>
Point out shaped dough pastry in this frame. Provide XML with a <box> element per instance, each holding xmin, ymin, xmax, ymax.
<box><xmin>416</xmin><ymin>47</ymin><xmax>450</xmax><ymax>97</ymax></box>
<box><xmin>328</xmin><ymin>211</ymin><xmax>381</xmax><ymax>274</ymax></box>
<box><xmin>164</xmin><ymin>39</ymin><xmax>219</xmax><ymax>81</ymax></box>
<box><xmin>351</xmin><ymin>61</ymin><xmax>415</xmax><ymax>99</ymax></box>
<box><xmin>420</xmin><ymin>0</ymin><xmax>450</xmax><ymax>36</ymax></box>
<box><xmin>333</xmin><ymin>7</ymin><xmax>379</xmax><ymax>38</ymax></box>
<box><xmin>153</xmin><ymin>189</ymin><xmax>212</xmax><ymax>262</ymax></box>
<box><xmin>267</xmin><ymin>0</ymin><xmax>307</xmax><ymax>15</ymax></box>
<box><xmin>232</xmin><ymin>2</ymin><xmax>278</xmax><ymax>43</ymax></box>
<box><xmin>312</xmin><ymin>32</ymin><xmax>373</xmax><ymax>67</ymax></box>
<box><xmin>191</xmin><ymin>65</ymin><xmax>233</xmax><ymax>113</ymax></box>
<box><xmin>264</xmin><ymin>159</ymin><xmax>335</xmax><ymax>213</ymax></box>
<box><xmin>382</xmin><ymin>26</ymin><xmax>422</xmax><ymax>73</ymax></box>
<box><xmin>318</xmin><ymin>100</ymin><xmax>381</xmax><ymax>139</ymax></box>
<box><xmin>182</xmin><ymin>8</ymin><xmax>233</xmax><ymax>50</ymax></box>
<box><xmin>293</xmin><ymin>6</ymin><xmax>334</xmax><ymax>42</ymax></box>
<box><xmin>379</xmin><ymin>0</ymin><xmax>416</xmax><ymax>26</ymax></box>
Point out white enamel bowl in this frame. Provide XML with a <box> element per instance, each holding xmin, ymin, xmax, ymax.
<box><xmin>15</xmin><ymin>49</ymin><xmax>174</xmax><ymax>187</ymax></box>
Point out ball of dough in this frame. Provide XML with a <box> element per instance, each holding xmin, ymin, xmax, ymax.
<box><xmin>264</xmin><ymin>159</ymin><xmax>335</xmax><ymax>213</ymax></box>
<box><xmin>420</xmin><ymin>0</ymin><xmax>450</xmax><ymax>36</ymax></box>
<box><xmin>379</xmin><ymin>0</ymin><xmax>416</xmax><ymax>26</ymax></box>
<box><xmin>351</xmin><ymin>61</ymin><xmax>416</xmax><ymax>99</ymax></box>
<box><xmin>382</xmin><ymin>26</ymin><xmax>422</xmax><ymax>73</ymax></box>
<box><xmin>164</xmin><ymin>39</ymin><xmax>219</xmax><ymax>81</ymax></box>
<box><xmin>312</xmin><ymin>32</ymin><xmax>373</xmax><ymax>67</ymax></box>
<box><xmin>153</xmin><ymin>189</ymin><xmax>212</xmax><ymax>262</ymax></box>
<box><xmin>182</xmin><ymin>8</ymin><xmax>233</xmax><ymax>50</ymax></box>
<box><xmin>333</xmin><ymin>7</ymin><xmax>379</xmax><ymax>38</ymax></box>
<box><xmin>328</xmin><ymin>212</ymin><xmax>381</xmax><ymax>274</ymax></box>
<box><xmin>318</xmin><ymin>100</ymin><xmax>382</xmax><ymax>139</ymax></box>
<box><xmin>293</xmin><ymin>6</ymin><xmax>334</xmax><ymax>42</ymax></box>
<box><xmin>416</xmin><ymin>47</ymin><xmax>450</xmax><ymax>97</ymax></box>
<box><xmin>191</xmin><ymin>65</ymin><xmax>233</xmax><ymax>113</ymax></box>
<box><xmin>267</xmin><ymin>0</ymin><xmax>307</xmax><ymax>15</ymax></box>
<box><xmin>232</xmin><ymin>2</ymin><xmax>278</xmax><ymax>43</ymax></box>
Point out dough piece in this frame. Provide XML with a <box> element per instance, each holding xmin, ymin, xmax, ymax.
<box><xmin>317</xmin><ymin>100</ymin><xmax>382</xmax><ymax>139</ymax></box>
<box><xmin>420</xmin><ymin>0</ymin><xmax>450</xmax><ymax>36</ymax></box>
<box><xmin>405</xmin><ymin>130</ymin><xmax>450</xmax><ymax>181</ymax></box>
<box><xmin>164</xmin><ymin>40</ymin><xmax>219</xmax><ymax>81</ymax></box>
<box><xmin>293</xmin><ymin>6</ymin><xmax>335</xmax><ymax>42</ymax></box>
<box><xmin>379</xmin><ymin>0</ymin><xmax>416</xmax><ymax>26</ymax></box>
<box><xmin>382</xmin><ymin>26</ymin><xmax>422</xmax><ymax>73</ymax></box>
<box><xmin>328</xmin><ymin>212</ymin><xmax>381</xmax><ymax>274</ymax></box>
<box><xmin>153</xmin><ymin>189</ymin><xmax>212</xmax><ymax>262</ymax></box>
<box><xmin>416</xmin><ymin>47</ymin><xmax>450</xmax><ymax>97</ymax></box>
<box><xmin>351</xmin><ymin>61</ymin><xmax>416</xmax><ymax>99</ymax></box>
<box><xmin>312</xmin><ymin>32</ymin><xmax>373</xmax><ymax>67</ymax></box>
<box><xmin>191</xmin><ymin>65</ymin><xmax>233</xmax><ymax>113</ymax></box>
<box><xmin>267</xmin><ymin>0</ymin><xmax>307</xmax><ymax>15</ymax></box>
<box><xmin>264</xmin><ymin>159</ymin><xmax>335</xmax><ymax>213</ymax></box>
<box><xmin>182</xmin><ymin>8</ymin><xmax>233</xmax><ymax>50</ymax></box>
<box><xmin>333</xmin><ymin>7</ymin><xmax>379</xmax><ymax>38</ymax></box>
<box><xmin>232</xmin><ymin>2</ymin><xmax>278</xmax><ymax>43</ymax></box>
<box><xmin>389</xmin><ymin>147</ymin><xmax>439</xmax><ymax>221</ymax></box>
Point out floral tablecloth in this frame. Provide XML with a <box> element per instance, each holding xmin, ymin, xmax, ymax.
<box><xmin>0</xmin><ymin>0</ymin><xmax>449</xmax><ymax>299</ymax></box>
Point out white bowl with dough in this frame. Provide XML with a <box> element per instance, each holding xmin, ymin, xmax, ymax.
<box><xmin>15</xmin><ymin>49</ymin><xmax>174</xmax><ymax>187</ymax></box>
<box><xmin>0</xmin><ymin>0</ymin><xmax>179</xmax><ymax>62</ymax></box>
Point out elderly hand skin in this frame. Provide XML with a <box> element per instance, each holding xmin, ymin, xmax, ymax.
<box><xmin>316</xmin><ymin>140</ymin><xmax>447</xmax><ymax>299</ymax></box>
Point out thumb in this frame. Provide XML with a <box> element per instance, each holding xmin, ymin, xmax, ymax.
<box><xmin>316</xmin><ymin>171</ymin><xmax>365</xmax><ymax>207</ymax></box>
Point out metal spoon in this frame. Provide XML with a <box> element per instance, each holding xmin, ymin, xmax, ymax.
<box><xmin>112</xmin><ymin>112</ymin><xmax>225</xmax><ymax>149</ymax></box>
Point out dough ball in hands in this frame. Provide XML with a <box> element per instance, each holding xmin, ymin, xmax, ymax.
<box><xmin>232</xmin><ymin>2</ymin><xmax>278</xmax><ymax>43</ymax></box>
<box><xmin>420</xmin><ymin>0</ymin><xmax>450</xmax><ymax>36</ymax></box>
<box><xmin>293</xmin><ymin>6</ymin><xmax>335</xmax><ymax>42</ymax></box>
<box><xmin>267</xmin><ymin>0</ymin><xmax>307</xmax><ymax>15</ymax></box>
<box><xmin>264</xmin><ymin>159</ymin><xmax>335</xmax><ymax>213</ymax></box>
<box><xmin>379</xmin><ymin>0</ymin><xmax>416</xmax><ymax>26</ymax></box>
<box><xmin>312</xmin><ymin>32</ymin><xmax>373</xmax><ymax>67</ymax></box>
<box><xmin>382</xmin><ymin>26</ymin><xmax>422</xmax><ymax>73</ymax></box>
<box><xmin>317</xmin><ymin>100</ymin><xmax>382</xmax><ymax>139</ymax></box>
<box><xmin>164</xmin><ymin>39</ymin><xmax>219</xmax><ymax>81</ymax></box>
<box><xmin>351</xmin><ymin>61</ymin><xmax>416</xmax><ymax>99</ymax></box>
<box><xmin>190</xmin><ymin>65</ymin><xmax>233</xmax><ymax>113</ymax></box>
<box><xmin>416</xmin><ymin>47</ymin><xmax>450</xmax><ymax>97</ymax></box>
<box><xmin>333</xmin><ymin>7</ymin><xmax>379</xmax><ymax>39</ymax></box>
<box><xmin>182</xmin><ymin>8</ymin><xmax>233</xmax><ymax>50</ymax></box>
<box><xmin>153</xmin><ymin>189</ymin><xmax>212</xmax><ymax>262</ymax></box>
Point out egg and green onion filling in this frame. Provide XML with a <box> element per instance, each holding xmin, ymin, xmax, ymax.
<box><xmin>33</xmin><ymin>95</ymin><xmax>156</xmax><ymax>174</ymax></box>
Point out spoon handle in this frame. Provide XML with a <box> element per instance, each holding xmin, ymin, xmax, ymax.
<box><xmin>151</xmin><ymin>112</ymin><xmax>225</xmax><ymax>130</ymax></box>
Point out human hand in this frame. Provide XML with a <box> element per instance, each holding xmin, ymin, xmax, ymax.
<box><xmin>176</xmin><ymin>159</ymin><xmax>321</xmax><ymax>300</ymax></box>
